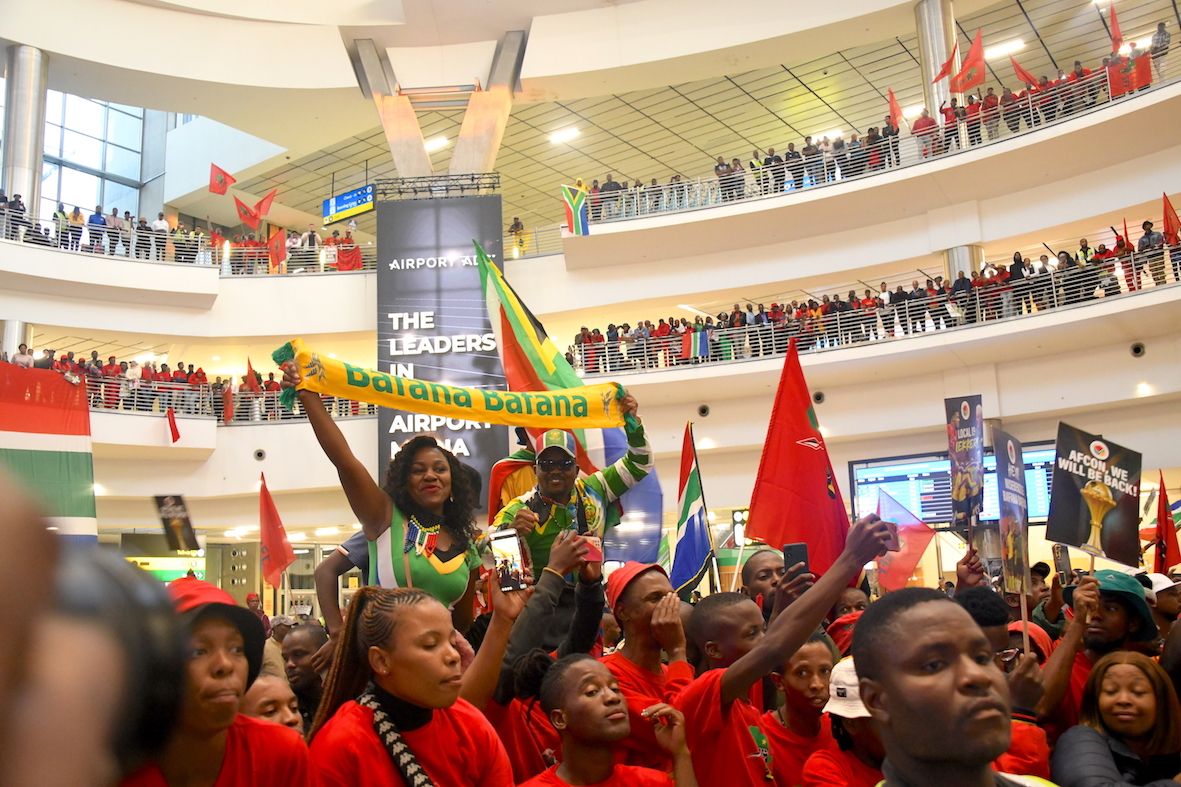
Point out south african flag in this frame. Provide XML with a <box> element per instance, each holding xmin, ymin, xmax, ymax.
<box><xmin>561</xmin><ymin>184</ymin><xmax>590</xmax><ymax>236</ymax></box>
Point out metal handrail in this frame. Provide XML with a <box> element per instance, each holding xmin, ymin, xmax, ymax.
<box><xmin>558</xmin><ymin>52</ymin><xmax>1178</xmax><ymax>232</ymax></box>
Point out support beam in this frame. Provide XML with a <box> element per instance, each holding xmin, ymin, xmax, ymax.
<box><xmin>373</xmin><ymin>94</ymin><xmax>433</xmax><ymax>178</ymax></box>
<box><xmin>449</xmin><ymin>31</ymin><xmax>525</xmax><ymax>175</ymax></box>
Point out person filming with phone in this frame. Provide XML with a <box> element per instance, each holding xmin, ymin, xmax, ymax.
<box><xmin>494</xmin><ymin>393</ymin><xmax>652</xmax><ymax>648</ymax></box>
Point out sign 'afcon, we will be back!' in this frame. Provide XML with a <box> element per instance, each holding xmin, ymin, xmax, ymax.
<box><xmin>273</xmin><ymin>338</ymin><xmax>627</xmax><ymax>430</ymax></box>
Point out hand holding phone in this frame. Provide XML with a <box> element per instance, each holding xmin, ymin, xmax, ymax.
<box><xmin>1051</xmin><ymin>543</ymin><xmax>1072</xmax><ymax>586</ymax></box>
<box><xmin>582</xmin><ymin>535</ymin><xmax>604</xmax><ymax>564</ymax></box>
<box><xmin>883</xmin><ymin>521</ymin><xmax>901</xmax><ymax>552</ymax></box>
<box><xmin>783</xmin><ymin>543</ymin><xmax>809</xmax><ymax>576</ymax></box>
<box><xmin>489</xmin><ymin>530</ymin><xmax>528</xmax><ymax>592</ymax></box>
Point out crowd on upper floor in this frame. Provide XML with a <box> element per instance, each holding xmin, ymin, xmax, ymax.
<box><xmin>570</xmin><ymin>217</ymin><xmax>1180</xmax><ymax>373</ymax></box>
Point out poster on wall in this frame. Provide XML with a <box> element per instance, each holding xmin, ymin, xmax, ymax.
<box><xmin>944</xmin><ymin>395</ymin><xmax>985</xmax><ymax>531</ymax></box>
<box><xmin>993</xmin><ymin>428</ymin><xmax>1030</xmax><ymax>595</ymax></box>
<box><xmin>375</xmin><ymin>196</ymin><xmax>508</xmax><ymax>498</ymax></box>
<box><xmin>154</xmin><ymin>495</ymin><xmax>200</xmax><ymax>551</ymax></box>
<box><xmin>1046</xmin><ymin>422</ymin><xmax>1142</xmax><ymax>567</ymax></box>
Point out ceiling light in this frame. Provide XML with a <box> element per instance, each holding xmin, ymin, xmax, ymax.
<box><xmin>424</xmin><ymin>135</ymin><xmax>449</xmax><ymax>153</ymax></box>
<box><xmin>1136</xmin><ymin>382</ymin><xmax>1154</xmax><ymax>397</ymax></box>
<box><xmin>697</xmin><ymin>437</ymin><xmax>718</xmax><ymax>450</ymax></box>
<box><xmin>677</xmin><ymin>304</ymin><xmax>711</xmax><ymax>317</ymax></box>
<box><xmin>93</xmin><ymin>482</ymin><xmax>106</xmax><ymax>496</ymax></box>
<box><xmin>820</xmin><ymin>130</ymin><xmax>843</xmax><ymax>140</ymax></box>
<box><xmin>549</xmin><ymin>127</ymin><xmax>580</xmax><ymax>145</ymax></box>
<box><xmin>314</xmin><ymin>527</ymin><xmax>339</xmax><ymax>537</ymax></box>
<box><xmin>293</xmin><ymin>548</ymin><xmax>310</xmax><ymax>555</ymax></box>
<box><xmin>287</xmin><ymin>531</ymin><xmax>307</xmax><ymax>542</ymax></box>
<box><xmin>985</xmin><ymin>39</ymin><xmax>1025</xmax><ymax>60</ymax></box>
<box><xmin>211</xmin><ymin>355</ymin><xmax>220</xmax><ymax>362</ymax></box>
<box><xmin>225</xmin><ymin>528</ymin><xmax>243</xmax><ymax>539</ymax></box>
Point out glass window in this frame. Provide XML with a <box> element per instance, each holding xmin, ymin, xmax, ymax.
<box><xmin>104</xmin><ymin>145</ymin><xmax>141</xmax><ymax>180</ymax></box>
<box><xmin>63</xmin><ymin>95</ymin><xmax>105</xmax><ymax>137</ymax></box>
<box><xmin>43</xmin><ymin>123</ymin><xmax>62</xmax><ymax>157</ymax></box>
<box><xmin>102</xmin><ymin>179</ymin><xmax>138</xmax><ymax>217</ymax></box>
<box><xmin>109</xmin><ymin>102</ymin><xmax>143</xmax><ymax>118</ymax></box>
<box><xmin>46</xmin><ymin>90</ymin><xmax>65</xmax><ymax>126</ymax></box>
<box><xmin>41</xmin><ymin>162</ymin><xmax>60</xmax><ymax>209</ymax></box>
<box><xmin>59</xmin><ymin>167</ymin><xmax>100</xmax><ymax>212</ymax></box>
<box><xmin>106</xmin><ymin>110</ymin><xmax>143</xmax><ymax>151</ymax></box>
<box><xmin>61</xmin><ymin>130</ymin><xmax>103</xmax><ymax>169</ymax></box>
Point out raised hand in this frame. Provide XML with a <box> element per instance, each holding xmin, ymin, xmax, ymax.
<box><xmin>955</xmin><ymin>546</ymin><xmax>987</xmax><ymax>591</ymax></box>
<box><xmin>546</xmin><ymin>529</ymin><xmax>588</xmax><ymax>577</ymax></box>
<box><xmin>844</xmin><ymin>513</ymin><xmax>893</xmax><ymax>566</ymax></box>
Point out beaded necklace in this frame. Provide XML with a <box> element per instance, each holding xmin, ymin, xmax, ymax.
<box><xmin>402</xmin><ymin>510</ymin><xmax>445</xmax><ymax>558</ymax></box>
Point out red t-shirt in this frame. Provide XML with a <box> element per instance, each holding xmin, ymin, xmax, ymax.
<box><xmin>263</xmin><ymin>380</ymin><xmax>281</xmax><ymax>392</ymax></box>
<box><xmin>966</xmin><ymin>103</ymin><xmax>982</xmax><ymax>120</ymax></box>
<box><xmin>1044</xmin><ymin>649</ymin><xmax>1093</xmax><ymax>744</ymax></box>
<box><xmin>519</xmin><ymin>764</ymin><xmax>673</xmax><ymax>787</ymax></box>
<box><xmin>802</xmin><ymin>747</ymin><xmax>883</xmax><ymax>787</ymax></box>
<box><xmin>674</xmin><ymin>669</ymin><xmax>772</xmax><ymax>786</ymax></box>
<box><xmin>311</xmin><ymin>699</ymin><xmax>513</xmax><ymax>787</ymax></box>
<box><xmin>120</xmin><ymin>714</ymin><xmax>309</xmax><ymax>786</ymax></box>
<box><xmin>993</xmin><ymin>720</ymin><xmax>1051</xmax><ymax>779</ymax></box>
<box><xmin>482</xmin><ymin>697</ymin><xmax>560</xmax><ymax>784</ymax></box>
<box><xmin>600</xmin><ymin>653</ymin><xmax>695</xmax><ymax>771</ymax></box>
<box><xmin>761</xmin><ymin>711</ymin><xmax>835</xmax><ymax>786</ymax></box>
<box><xmin>912</xmin><ymin>116</ymin><xmax>937</xmax><ymax>136</ymax></box>
<box><xmin>940</xmin><ymin>106</ymin><xmax>958</xmax><ymax>125</ymax></box>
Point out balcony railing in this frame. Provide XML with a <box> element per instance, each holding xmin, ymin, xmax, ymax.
<box><xmin>570</xmin><ymin>246</ymin><xmax>1181</xmax><ymax>377</ymax></box>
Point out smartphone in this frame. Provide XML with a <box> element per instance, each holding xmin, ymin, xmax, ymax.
<box><xmin>582</xmin><ymin>535</ymin><xmax>604</xmax><ymax>564</ymax></box>
<box><xmin>489</xmin><ymin>530</ymin><xmax>528</xmax><ymax>592</ymax></box>
<box><xmin>1052</xmin><ymin>543</ymin><xmax>1072</xmax><ymax>586</ymax></box>
<box><xmin>783</xmin><ymin>542</ymin><xmax>810</xmax><ymax>576</ymax></box>
<box><xmin>883</xmin><ymin>521</ymin><xmax>901</xmax><ymax>552</ymax></box>
<box><xmin>525</xmin><ymin>492</ymin><xmax>550</xmax><ymax>524</ymax></box>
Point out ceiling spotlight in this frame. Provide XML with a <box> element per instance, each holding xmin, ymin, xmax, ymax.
<box><xmin>424</xmin><ymin>135</ymin><xmax>449</xmax><ymax>153</ymax></box>
<box><xmin>984</xmin><ymin>39</ymin><xmax>1025</xmax><ymax>60</ymax></box>
<box><xmin>549</xmin><ymin>127</ymin><xmax>580</xmax><ymax>145</ymax></box>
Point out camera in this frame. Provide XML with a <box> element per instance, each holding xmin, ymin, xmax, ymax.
<box><xmin>1129</xmin><ymin>342</ymin><xmax>1145</xmax><ymax>358</ymax></box>
<box><xmin>813</xmin><ymin>391</ymin><xmax>826</xmax><ymax>405</ymax></box>
<box><xmin>697</xmin><ymin>404</ymin><xmax>710</xmax><ymax>417</ymax></box>
<box><xmin>253</xmin><ymin>448</ymin><xmax>266</xmax><ymax>461</ymax></box>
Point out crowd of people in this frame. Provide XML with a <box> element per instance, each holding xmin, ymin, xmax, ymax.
<box><xmin>569</xmin><ymin>220</ymin><xmax>1180</xmax><ymax>374</ymax></box>
<box><xmin>580</xmin><ymin>31</ymin><xmax>1172</xmax><ymax>221</ymax></box>
<box><xmin>7</xmin><ymin>383</ymin><xmax>1181</xmax><ymax>785</ymax></box>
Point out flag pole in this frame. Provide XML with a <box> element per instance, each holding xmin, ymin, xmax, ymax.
<box><xmin>729</xmin><ymin>542</ymin><xmax>746</xmax><ymax>592</ymax></box>
<box><xmin>689</xmin><ymin>422</ymin><xmax>720</xmax><ymax>596</ymax></box>
<box><xmin>1019</xmin><ymin>590</ymin><xmax>1031</xmax><ymax>655</ymax></box>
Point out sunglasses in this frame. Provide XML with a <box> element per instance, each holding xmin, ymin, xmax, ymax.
<box><xmin>537</xmin><ymin>458</ymin><xmax>576</xmax><ymax>472</ymax></box>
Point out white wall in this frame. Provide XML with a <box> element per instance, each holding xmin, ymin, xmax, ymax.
<box><xmin>163</xmin><ymin>119</ymin><xmax>287</xmax><ymax>206</ymax></box>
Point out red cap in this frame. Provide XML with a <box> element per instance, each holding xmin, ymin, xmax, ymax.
<box><xmin>168</xmin><ymin>577</ymin><xmax>265</xmax><ymax>688</ymax></box>
<box><xmin>245</xmin><ymin>592</ymin><xmax>260</xmax><ymax>602</ymax></box>
<box><xmin>606</xmin><ymin>562</ymin><xmax>667</xmax><ymax>612</ymax></box>
<box><xmin>826</xmin><ymin>610</ymin><xmax>863</xmax><ymax>656</ymax></box>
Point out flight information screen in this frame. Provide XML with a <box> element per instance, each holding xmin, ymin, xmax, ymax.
<box><xmin>851</xmin><ymin>447</ymin><xmax>1055</xmax><ymax>525</ymax></box>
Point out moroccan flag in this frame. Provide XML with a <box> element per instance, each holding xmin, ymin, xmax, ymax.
<box><xmin>0</xmin><ymin>365</ymin><xmax>97</xmax><ymax>541</ymax></box>
<box><xmin>1011</xmin><ymin>56</ymin><xmax>1039</xmax><ymax>88</ymax></box>
<box><xmin>1109</xmin><ymin>5</ymin><xmax>1122</xmax><ymax>53</ymax></box>
<box><xmin>335</xmin><ymin>242</ymin><xmax>363</xmax><ymax>271</ymax></box>
<box><xmin>1129</xmin><ymin>53</ymin><xmax>1153</xmax><ymax>91</ymax></box>
<box><xmin>876</xmin><ymin>489</ymin><xmax>937</xmax><ymax>591</ymax></box>
<box><xmin>165</xmin><ymin>406</ymin><xmax>180</xmax><ymax>443</ymax></box>
<box><xmin>476</xmin><ymin>242</ymin><xmax>664</xmax><ymax>562</ymax></box>
<box><xmin>1154</xmin><ymin>471</ymin><xmax>1180</xmax><ymax>573</ymax></box>
<box><xmin>932</xmin><ymin>42</ymin><xmax>959</xmax><ymax>83</ymax></box>
<box><xmin>233</xmin><ymin>196</ymin><xmax>261</xmax><ymax>230</ymax></box>
<box><xmin>561</xmin><ymin>184</ymin><xmax>590</xmax><ymax>236</ymax></box>
<box><xmin>254</xmin><ymin>188</ymin><xmax>277</xmax><ymax>219</ymax></box>
<box><xmin>1163</xmin><ymin>193</ymin><xmax>1181</xmax><ymax>246</ymax></box>
<box><xmin>887</xmin><ymin>88</ymin><xmax>904</xmax><ymax>130</ymax></box>
<box><xmin>221</xmin><ymin>386</ymin><xmax>235</xmax><ymax>425</ymax></box>
<box><xmin>670</xmin><ymin>423</ymin><xmax>714</xmax><ymax>594</ymax></box>
<box><xmin>949</xmin><ymin>30</ymin><xmax>985</xmax><ymax>94</ymax></box>
<box><xmin>259</xmin><ymin>472</ymin><xmax>295</xmax><ymax>588</ymax></box>
<box><xmin>744</xmin><ymin>340</ymin><xmax>849</xmax><ymax>576</ymax></box>
<box><xmin>244</xmin><ymin>358</ymin><xmax>262</xmax><ymax>393</ymax></box>
<box><xmin>267</xmin><ymin>226</ymin><xmax>287</xmax><ymax>274</ymax></box>
<box><xmin>209</xmin><ymin>163</ymin><xmax>236</xmax><ymax>195</ymax></box>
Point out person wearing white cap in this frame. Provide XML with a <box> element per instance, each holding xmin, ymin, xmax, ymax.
<box><xmin>1148</xmin><ymin>573</ymin><xmax>1181</xmax><ymax>641</ymax></box>
<box><xmin>801</xmin><ymin>657</ymin><xmax>884</xmax><ymax>787</ymax></box>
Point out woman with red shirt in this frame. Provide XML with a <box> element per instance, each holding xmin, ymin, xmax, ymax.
<box><xmin>309</xmin><ymin>586</ymin><xmax>513</xmax><ymax>786</ymax></box>
<box><xmin>802</xmin><ymin>658</ymin><xmax>884</xmax><ymax>787</ymax></box>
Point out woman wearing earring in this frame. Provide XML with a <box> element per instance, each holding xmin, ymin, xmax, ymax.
<box><xmin>282</xmin><ymin>364</ymin><xmax>481</xmax><ymax>632</ymax></box>
<box><xmin>308</xmin><ymin>587</ymin><xmax>513</xmax><ymax>786</ymax></box>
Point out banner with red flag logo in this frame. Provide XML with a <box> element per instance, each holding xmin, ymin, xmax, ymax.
<box><xmin>949</xmin><ymin>30</ymin><xmax>985</xmax><ymax>94</ymax></box>
<box><xmin>233</xmin><ymin>196</ymin><xmax>261</xmax><ymax>230</ymax></box>
<box><xmin>744</xmin><ymin>340</ymin><xmax>849</xmax><ymax>577</ymax></box>
<box><xmin>209</xmin><ymin>163</ymin><xmax>236</xmax><ymax>195</ymax></box>
<box><xmin>259</xmin><ymin>472</ymin><xmax>295</xmax><ymax>588</ymax></box>
<box><xmin>876</xmin><ymin>489</ymin><xmax>936</xmax><ymax>591</ymax></box>
<box><xmin>932</xmin><ymin>42</ymin><xmax>958</xmax><ymax>83</ymax></box>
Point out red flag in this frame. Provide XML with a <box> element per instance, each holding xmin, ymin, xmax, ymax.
<box><xmin>1129</xmin><ymin>52</ymin><xmax>1153</xmax><ymax>90</ymax></box>
<box><xmin>259</xmin><ymin>472</ymin><xmax>295</xmax><ymax>588</ymax></box>
<box><xmin>932</xmin><ymin>42</ymin><xmax>959</xmax><ymax>83</ymax></box>
<box><xmin>165</xmin><ymin>406</ymin><xmax>180</xmax><ymax>443</ymax></box>
<box><xmin>267</xmin><ymin>226</ymin><xmax>287</xmax><ymax>273</ymax></box>
<box><xmin>744</xmin><ymin>340</ymin><xmax>850</xmax><ymax>577</ymax></box>
<box><xmin>1124</xmin><ymin>218</ymin><xmax>1132</xmax><ymax>254</ymax></box>
<box><xmin>334</xmin><ymin>242</ymin><xmax>363</xmax><ymax>271</ymax></box>
<box><xmin>233</xmin><ymin>196</ymin><xmax>261</xmax><ymax>230</ymax></box>
<box><xmin>221</xmin><ymin>385</ymin><xmax>234</xmax><ymax>425</ymax></box>
<box><xmin>875</xmin><ymin>489</ymin><xmax>937</xmax><ymax>591</ymax></box>
<box><xmin>949</xmin><ymin>30</ymin><xmax>986</xmax><ymax>94</ymax></box>
<box><xmin>254</xmin><ymin>188</ymin><xmax>278</xmax><ymax>219</ymax></box>
<box><xmin>1163</xmin><ymin>193</ymin><xmax>1181</xmax><ymax>246</ymax></box>
<box><xmin>209</xmin><ymin>163</ymin><xmax>236</xmax><ymax>195</ymax></box>
<box><xmin>887</xmin><ymin>88</ymin><xmax>903</xmax><ymax>130</ymax></box>
<box><xmin>1155</xmin><ymin>471</ymin><xmax>1180</xmax><ymax>573</ymax></box>
<box><xmin>244</xmin><ymin>357</ymin><xmax>262</xmax><ymax>393</ymax></box>
<box><xmin>1109</xmin><ymin>5</ymin><xmax>1123</xmax><ymax>53</ymax></box>
<box><xmin>1011</xmin><ymin>56</ymin><xmax>1039</xmax><ymax>89</ymax></box>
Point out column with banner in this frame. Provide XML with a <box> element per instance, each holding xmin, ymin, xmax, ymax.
<box><xmin>375</xmin><ymin>196</ymin><xmax>508</xmax><ymax>495</ymax></box>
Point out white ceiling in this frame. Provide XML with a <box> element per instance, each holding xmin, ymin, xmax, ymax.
<box><xmin>237</xmin><ymin>0</ymin><xmax>1179</xmax><ymax>232</ymax></box>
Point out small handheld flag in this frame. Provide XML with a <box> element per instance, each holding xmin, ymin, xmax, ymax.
<box><xmin>209</xmin><ymin>163</ymin><xmax>236</xmax><ymax>195</ymax></box>
<box><xmin>670</xmin><ymin>423</ymin><xmax>714</xmax><ymax>594</ymax></box>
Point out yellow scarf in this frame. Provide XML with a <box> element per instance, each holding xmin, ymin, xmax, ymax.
<box><xmin>272</xmin><ymin>338</ymin><xmax>627</xmax><ymax>430</ymax></box>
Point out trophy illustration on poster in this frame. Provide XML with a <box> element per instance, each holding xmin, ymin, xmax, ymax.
<box><xmin>1046</xmin><ymin>423</ymin><xmax>1142</xmax><ymax>567</ymax></box>
<box><xmin>155</xmin><ymin>495</ymin><xmax>200</xmax><ymax>552</ymax></box>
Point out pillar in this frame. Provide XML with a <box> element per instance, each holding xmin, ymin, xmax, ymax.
<box><xmin>1</xmin><ymin>319</ymin><xmax>30</xmax><ymax>359</ymax></box>
<box><xmin>373</xmin><ymin>94</ymin><xmax>433</xmax><ymax>178</ymax></box>
<box><xmin>913</xmin><ymin>0</ymin><xmax>958</xmax><ymax>117</ymax></box>
<box><xmin>448</xmin><ymin>31</ymin><xmax>525</xmax><ymax>175</ymax></box>
<box><xmin>945</xmin><ymin>243</ymin><xmax>984</xmax><ymax>282</ymax></box>
<box><xmin>1</xmin><ymin>45</ymin><xmax>49</xmax><ymax>214</ymax></box>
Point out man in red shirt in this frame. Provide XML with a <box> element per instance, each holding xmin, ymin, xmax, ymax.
<box><xmin>675</xmin><ymin>517</ymin><xmax>892</xmax><ymax>786</ymax></box>
<box><xmin>965</xmin><ymin>94</ymin><xmax>983</xmax><ymax>146</ymax></box>
<box><xmin>600</xmin><ymin>563</ymin><xmax>695</xmax><ymax>772</ymax></box>
<box><xmin>154</xmin><ymin>362</ymin><xmax>174</xmax><ymax>413</ymax></box>
<box><xmin>189</xmin><ymin>367</ymin><xmax>209</xmax><ymax>415</ymax></box>
<box><xmin>939</xmin><ymin>98</ymin><xmax>962</xmax><ymax>153</ymax></box>
<box><xmin>911</xmin><ymin>109</ymin><xmax>938</xmax><ymax>158</ymax></box>
<box><xmin>263</xmin><ymin>372</ymin><xmax>282</xmax><ymax>420</ymax></box>
<box><xmin>982</xmin><ymin>87</ymin><xmax>1001</xmax><ymax>140</ymax></box>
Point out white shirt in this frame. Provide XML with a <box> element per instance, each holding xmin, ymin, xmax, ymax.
<box><xmin>12</xmin><ymin>352</ymin><xmax>33</xmax><ymax>368</ymax></box>
<box><xmin>151</xmin><ymin>219</ymin><xmax>170</xmax><ymax>233</ymax></box>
